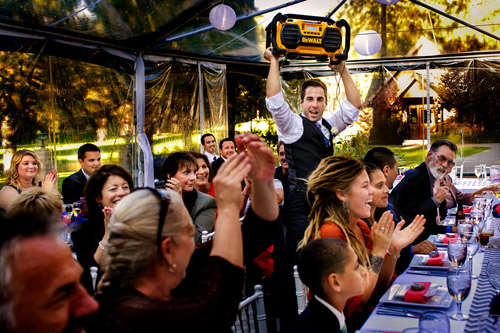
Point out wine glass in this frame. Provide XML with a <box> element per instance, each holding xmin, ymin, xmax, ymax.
<box><xmin>457</xmin><ymin>223</ymin><xmax>472</xmax><ymax>241</ymax></box>
<box><xmin>447</xmin><ymin>266</ymin><xmax>471</xmax><ymax>321</ymax></box>
<box><xmin>487</xmin><ymin>260</ymin><xmax>500</xmax><ymax>295</ymax></box>
<box><xmin>466</xmin><ymin>232</ymin><xmax>479</xmax><ymax>279</ymax></box>
<box><xmin>475</xmin><ymin>165</ymin><xmax>483</xmax><ymax>180</ymax></box>
<box><xmin>419</xmin><ymin>310</ymin><xmax>450</xmax><ymax>333</ymax></box>
<box><xmin>447</xmin><ymin>239</ymin><xmax>467</xmax><ymax>268</ymax></box>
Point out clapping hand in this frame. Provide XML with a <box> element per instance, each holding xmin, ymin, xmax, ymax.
<box><xmin>389</xmin><ymin>215</ymin><xmax>426</xmax><ymax>253</ymax></box>
<box><xmin>371</xmin><ymin>211</ymin><xmax>395</xmax><ymax>257</ymax></box>
<box><xmin>213</xmin><ymin>153</ymin><xmax>251</xmax><ymax>212</ymax></box>
<box><xmin>42</xmin><ymin>169</ymin><xmax>58</xmax><ymax>189</ymax></box>
<box><xmin>235</xmin><ymin>133</ymin><xmax>276</xmax><ymax>182</ymax></box>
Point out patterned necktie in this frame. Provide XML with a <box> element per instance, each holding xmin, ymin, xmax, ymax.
<box><xmin>315</xmin><ymin>122</ymin><xmax>330</xmax><ymax>147</ymax></box>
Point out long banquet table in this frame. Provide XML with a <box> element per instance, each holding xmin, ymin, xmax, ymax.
<box><xmin>359</xmin><ymin>225</ymin><xmax>500</xmax><ymax>332</ymax></box>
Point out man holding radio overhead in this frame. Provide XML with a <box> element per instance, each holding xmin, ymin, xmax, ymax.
<box><xmin>264</xmin><ymin>47</ymin><xmax>362</xmax><ymax>254</ymax></box>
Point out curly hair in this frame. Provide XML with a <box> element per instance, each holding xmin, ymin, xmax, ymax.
<box><xmin>5</xmin><ymin>150</ymin><xmax>43</xmax><ymax>188</ymax></box>
<box><xmin>299</xmin><ymin>155</ymin><xmax>369</xmax><ymax>266</ymax></box>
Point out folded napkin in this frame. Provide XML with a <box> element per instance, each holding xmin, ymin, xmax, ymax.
<box><xmin>427</xmin><ymin>252</ymin><xmax>445</xmax><ymax>266</ymax></box>
<box><xmin>463</xmin><ymin>206</ymin><xmax>471</xmax><ymax>214</ymax></box>
<box><xmin>443</xmin><ymin>234</ymin><xmax>458</xmax><ymax>244</ymax></box>
<box><xmin>404</xmin><ymin>282</ymin><xmax>431</xmax><ymax>303</ymax></box>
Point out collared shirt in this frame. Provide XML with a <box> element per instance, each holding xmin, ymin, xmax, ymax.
<box><xmin>204</xmin><ymin>151</ymin><xmax>219</xmax><ymax>163</ymax></box>
<box><xmin>81</xmin><ymin>169</ymin><xmax>90</xmax><ymax>180</ymax></box>
<box><xmin>314</xmin><ymin>295</ymin><xmax>345</xmax><ymax>332</ymax></box>
<box><xmin>265</xmin><ymin>91</ymin><xmax>359</xmax><ymax>144</ymax></box>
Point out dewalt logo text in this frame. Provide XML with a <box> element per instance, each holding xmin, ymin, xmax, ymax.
<box><xmin>301</xmin><ymin>37</ymin><xmax>322</xmax><ymax>44</ymax></box>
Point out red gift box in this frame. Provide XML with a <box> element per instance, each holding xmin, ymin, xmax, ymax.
<box><xmin>404</xmin><ymin>282</ymin><xmax>431</xmax><ymax>303</ymax></box>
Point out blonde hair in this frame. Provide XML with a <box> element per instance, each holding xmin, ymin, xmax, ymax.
<box><xmin>99</xmin><ymin>189</ymin><xmax>189</xmax><ymax>290</ymax></box>
<box><xmin>5</xmin><ymin>150</ymin><xmax>43</xmax><ymax>188</ymax></box>
<box><xmin>299</xmin><ymin>155</ymin><xmax>369</xmax><ymax>266</ymax></box>
<box><xmin>8</xmin><ymin>187</ymin><xmax>63</xmax><ymax>225</ymax></box>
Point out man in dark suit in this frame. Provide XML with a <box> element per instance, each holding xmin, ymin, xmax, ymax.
<box><xmin>62</xmin><ymin>144</ymin><xmax>101</xmax><ymax>204</ymax></box>
<box><xmin>211</xmin><ymin>138</ymin><xmax>236</xmax><ymax>177</ymax></box>
<box><xmin>287</xmin><ymin>238</ymin><xmax>366</xmax><ymax>333</ymax></box>
<box><xmin>391</xmin><ymin>140</ymin><xmax>457</xmax><ymax>244</ymax></box>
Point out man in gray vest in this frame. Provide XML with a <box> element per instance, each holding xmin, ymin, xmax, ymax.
<box><xmin>264</xmin><ymin>47</ymin><xmax>362</xmax><ymax>252</ymax></box>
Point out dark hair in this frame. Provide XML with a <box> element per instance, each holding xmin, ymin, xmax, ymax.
<box><xmin>301</xmin><ymin>79</ymin><xmax>328</xmax><ymax>103</ymax></box>
<box><xmin>430</xmin><ymin>139</ymin><xmax>458</xmax><ymax>154</ymax></box>
<box><xmin>201</xmin><ymin>133</ymin><xmax>215</xmax><ymax>146</ymax></box>
<box><xmin>78</xmin><ymin>143</ymin><xmax>100</xmax><ymax>161</ymax></box>
<box><xmin>364</xmin><ymin>162</ymin><xmax>382</xmax><ymax>180</ymax></box>
<box><xmin>84</xmin><ymin>165</ymin><xmax>134</xmax><ymax>219</ymax></box>
<box><xmin>162</xmin><ymin>152</ymin><xmax>198</xmax><ymax>180</ymax></box>
<box><xmin>364</xmin><ymin>147</ymin><xmax>396</xmax><ymax>169</ymax></box>
<box><xmin>297</xmin><ymin>238</ymin><xmax>349</xmax><ymax>298</ymax></box>
<box><xmin>277</xmin><ymin>140</ymin><xmax>285</xmax><ymax>151</ymax></box>
<box><xmin>190</xmin><ymin>152</ymin><xmax>214</xmax><ymax>182</ymax></box>
<box><xmin>219</xmin><ymin>138</ymin><xmax>236</xmax><ymax>151</ymax></box>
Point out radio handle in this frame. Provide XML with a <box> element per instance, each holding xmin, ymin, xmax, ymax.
<box><xmin>329</xmin><ymin>19</ymin><xmax>350</xmax><ymax>65</ymax></box>
<box><xmin>266</xmin><ymin>13</ymin><xmax>288</xmax><ymax>57</ymax></box>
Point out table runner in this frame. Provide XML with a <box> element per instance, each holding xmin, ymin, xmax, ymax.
<box><xmin>464</xmin><ymin>248</ymin><xmax>500</xmax><ymax>332</ymax></box>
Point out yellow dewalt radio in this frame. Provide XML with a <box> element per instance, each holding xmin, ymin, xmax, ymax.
<box><xmin>266</xmin><ymin>13</ymin><xmax>350</xmax><ymax>64</ymax></box>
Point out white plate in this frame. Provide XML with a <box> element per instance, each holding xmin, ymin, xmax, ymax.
<box><xmin>408</xmin><ymin>253</ymin><xmax>452</xmax><ymax>271</ymax></box>
<box><xmin>379</xmin><ymin>283</ymin><xmax>453</xmax><ymax>308</ymax></box>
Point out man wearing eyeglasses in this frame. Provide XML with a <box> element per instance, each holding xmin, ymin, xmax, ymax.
<box><xmin>391</xmin><ymin>140</ymin><xmax>460</xmax><ymax>244</ymax></box>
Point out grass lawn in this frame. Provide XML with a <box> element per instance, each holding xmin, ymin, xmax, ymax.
<box><xmin>387</xmin><ymin>145</ymin><xmax>490</xmax><ymax>167</ymax></box>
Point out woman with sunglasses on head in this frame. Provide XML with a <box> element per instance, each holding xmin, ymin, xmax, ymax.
<box><xmin>0</xmin><ymin>149</ymin><xmax>58</xmax><ymax>211</ymax></box>
<box><xmin>71</xmin><ymin>164</ymin><xmax>133</xmax><ymax>293</ymax></box>
<box><xmin>162</xmin><ymin>152</ymin><xmax>217</xmax><ymax>244</ymax></box>
<box><xmin>90</xmin><ymin>134</ymin><xmax>279</xmax><ymax>332</ymax></box>
<box><xmin>298</xmin><ymin>155</ymin><xmax>425</xmax><ymax>330</ymax></box>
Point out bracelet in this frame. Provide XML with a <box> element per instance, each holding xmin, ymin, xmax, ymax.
<box><xmin>386</xmin><ymin>250</ymin><xmax>401</xmax><ymax>259</ymax></box>
<box><xmin>368</xmin><ymin>254</ymin><xmax>383</xmax><ymax>274</ymax></box>
<box><xmin>98</xmin><ymin>241</ymin><xmax>105</xmax><ymax>250</ymax></box>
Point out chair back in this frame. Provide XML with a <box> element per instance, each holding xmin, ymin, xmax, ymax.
<box><xmin>293</xmin><ymin>265</ymin><xmax>308</xmax><ymax>314</ymax></box>
<box><xmin>201</xmin><ymin>230</ymin><xmax>215</xmax><ymax>243</ymax></box>
<box><xmin>232</xmin><ymin>284</ymin><xmax>267</xmax><ymax>333</ymax></box>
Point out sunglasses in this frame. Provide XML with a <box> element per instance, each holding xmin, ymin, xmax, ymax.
<box><xmin>434</xmin><ymin>153</ymin><xmax>455</xmax><ymax>167</ymax></box>
<box><xmin>133</xmin><ymin>187</ymin><xmax>171</xmax><ymax>254</ymax></box>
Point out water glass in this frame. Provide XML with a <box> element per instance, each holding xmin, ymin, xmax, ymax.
<box><xmin>488</xmin><ymin>260</ymin><xmax>500</xmax><ymax>295</ymax></box>
<box><xmin>419</xmin><ymin>310</ymin><xmax>450</xmax><ymax>333</ymax></box>
<box><xmin>447</xmin><ymin>239</ymin><xmax>467</xmax><ymax>268</ymax></box>
<box><xmin>466</xmin><ymin>233</ymin><xmax>479</xmax><ymax>279</ymax></box>
<box><xmin>457</xmin><ymin>223</ymin><xmax>472</xmax><ymax>241</ymax></box>
<box><xmin>447</xmin><ymin>266</ymin><xmax>471</xmax><ymax>321</ymax></box>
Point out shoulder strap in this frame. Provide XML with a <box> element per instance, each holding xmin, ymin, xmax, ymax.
<box><xmin>6</xmin><ymin>184</ymin><xmax>22</xmax><ymax>194</ymax></box>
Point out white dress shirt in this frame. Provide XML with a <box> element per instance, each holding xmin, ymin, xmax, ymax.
<box><xmin>265</xmin><ymin>92</ymin><xmax>359</xmax><ymax>144</ymax></box>
<box><xmin>314</xmin><ymin>295</ymin><xmax>346</xmax><ymax>331</ymax></box>
<box><xmin>204</xmin><ymin>151</ymin><xmax>219</xmax><ymax>163</ymax></box>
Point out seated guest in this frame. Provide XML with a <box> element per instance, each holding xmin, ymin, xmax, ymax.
<box><xmin>287</xmin><ymin>238</ymin><xmax>367</xmax><ymax>333</ymax></box>
<box><xmin>0</xmin><ymin>149</ymin><xmax>57</xmax><ymax>210</ymax></box>
<box><xmin>163</xmin><ymin>152</ymin><xmax>217</xmax><ymax>243</ymax></box>
<box><xmin>190</xmin><ymin>152</ymin><xmax>215</xmax><ymax>197</ymax></box>
<box><xmin>0</xmin><ymin>208</ymin><xmax>98</xmax><ymax>332</ymax></box>
<box><xmin>62</xmin><ymin>143</ymin><xmax>101</xmax><ymax>204</ymax></box>
<box><xmin>71</xmin><ymin>164</ymin><xmax>133</xmax><ymax>293</ymax></box>
<box><xmin>7</xmin><ymin>187</ymin><xmax>63</xmax><ymax>226</ymax></box>
<box><xmin>298</xmin><ymin>155</ymin><xmax>424</xmax><ymax>329</ymax></box>
<box><xmin>364</xmin><ymin>148</ymin><xmax>437</xmax><ymax>274</ymax></box>
<box><xmin>91</xmin><ymin>148</ymin><xmax>252</xmax><ymax>332</ymax></box>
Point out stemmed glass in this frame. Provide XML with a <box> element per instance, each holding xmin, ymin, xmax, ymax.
<box><xmin>447</xmin><ymin>239</ymin><xmax>467</xmax><ymax>268</ymax></box>
<box><xmin>475</xmin><ymin>165</ymin><xmax>483</xmax><ymax>181</ymax></box>
<box><xmin>466</xmin><ymin>232</ymin><xmax>479</xmax><ymax>279</ymax></box>
<box><xmin>487</xmin><ymin>260</ymin><xmax>500</xmax><ymax>296</ymax></box>
<box><xmin>457</xmin><ymin>223</ymin><xmax>472</xmax><ymax>241</ymax></box>
<box><xmin>419</xmin><ymin>310</ymin><xmax>450</xmax><ymax>333</ymax></box>
<box><xmin>447</xmin><ymin>266</ymin><xmax>471</xmax><ymax>321</ymax></box>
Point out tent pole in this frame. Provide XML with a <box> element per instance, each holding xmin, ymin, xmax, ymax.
<box><xmin>163</xmin><ymin>0</ymin><xmax>306</xmax><ymax>44</ymax></box>
<box><xmin>409</xmin><ymin>0</ymin><xmax>500</xmax><ymax>42</ymax></box>
<box><xmin>425</xmin><ymin>62</ymin><xmax>431</xmax><ymax>151</ymax></box>
<box><xmin>48</xmin><ymin>56</ymin><xmax>57</xmax><ymax>170</ymax></box>
<box><xmin>198</xmin><ymin>62</ymin><xmax>205</xmax><ymax>152</ymax></box>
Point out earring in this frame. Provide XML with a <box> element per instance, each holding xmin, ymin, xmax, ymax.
<box><xmin>168</xmin><ymin>263</ymin><xmax>177</xmax><ymax>273</ymax></box>
<box><xmin>342</xmin><ymin>200</ymin><xmax>350</xmax><ymax>216</ymax></box>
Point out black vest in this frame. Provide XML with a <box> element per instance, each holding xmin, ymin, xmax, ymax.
<box><xmin>285</xmin><ymin>117</ymin><xmax>334</xmax><ymax>190</ymax></box>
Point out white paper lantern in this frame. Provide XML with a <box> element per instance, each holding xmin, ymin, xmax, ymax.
<box><xmin>354</xmin><ymin>30</ymin><xmax>382</xmax><ymax>56</ymax></box>
<box><xmin>209</xmin><ymin>4</ymin><xmax>236</xmax><ymax>31</ymax></box>
<box><xmin>375</xmin><ymin>0</ymin><xmax>401</xmax><ymax>4</ymax></box>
